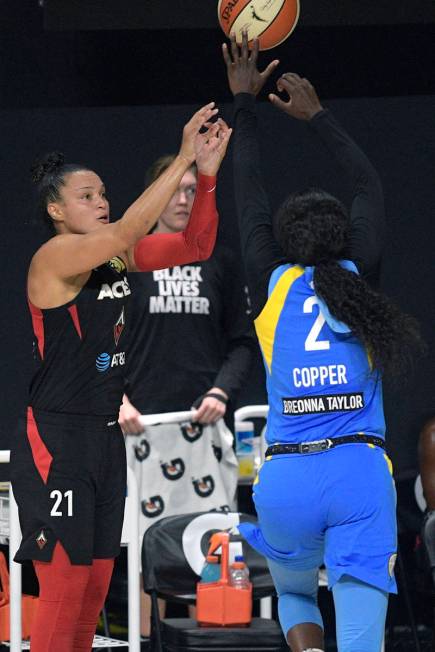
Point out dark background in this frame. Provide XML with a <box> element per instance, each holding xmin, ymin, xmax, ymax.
<box><xmin>1</xmin><ymin>0</ymin><xmax>434</xmax><ymax>482</ymax></box>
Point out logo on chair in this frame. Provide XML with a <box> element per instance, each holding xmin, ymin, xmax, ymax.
<box><xmin>212</xmin><ymin>443</ymin><xmax>222</xmax><ymax>462</ymax></box>
<box><xmin>181</xmin><ymin>422</ymin><xmax>203</xmax><ymax>443</ymax></box>
<box><xmin>134</xmin><ymin>438</ymin><xmax>151</xmax><ymax>462</ymax></box>
<box><xmin>141</xmin><ymin>495</ymin><xmax>165</xmax><ymax>518</ymax></box>
<box><xmin>161</xmin><ymin>458</ymin><xmax>185</xmax><ymax>481</ymax></box>
<box><xmin>192</xmin><ymin>475</ymin><xmax>215</xmax><ymax>498</ymax></box>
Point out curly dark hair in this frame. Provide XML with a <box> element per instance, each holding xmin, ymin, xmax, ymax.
<box><xmin>275</xmin><ymin>188</ymin><xmax>424</xmax><ymax>378</ymax></box>
<box><xmin>31</xmin><ymin>152</ymin><xmax>91</xmax><ymax>230</ymax></box>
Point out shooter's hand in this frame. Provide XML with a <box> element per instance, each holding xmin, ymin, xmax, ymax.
<box><xmin>269</xmin><ymin>73</ymin><xmax>323</xmax><ymax>120</ymax></box>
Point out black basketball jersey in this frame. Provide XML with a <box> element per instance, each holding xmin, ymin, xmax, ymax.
<box><xmin>28</xmin><ymin>256</ymin><xmax>130</xmax><ymax>415</ymax></box>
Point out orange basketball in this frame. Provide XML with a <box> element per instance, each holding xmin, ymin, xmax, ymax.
<box><xmin>218</xmin><ymin>0</ymin><xmax>300</xmax><ymax>51</ymax></box>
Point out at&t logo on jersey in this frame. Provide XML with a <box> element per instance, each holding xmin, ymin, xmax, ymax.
<box><xmin>97</xmin><ymin>276</ymin><xmax>131</xmax><ymax>300</ymax></box>
<box><xmin>96</xmin><ymin>351</ymin><xmax>126</xmax><ymax>372</ymax></box>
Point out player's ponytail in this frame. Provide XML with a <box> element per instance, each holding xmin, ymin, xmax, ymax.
<box><xmin>275</xmin><ymin>188</ymin><xmax>424</xmax><ymax>378</ymax></box>
<box><xmin>312</xmin><ymin>261</ymin><xmax>422</xmax><ymax>377</ymax></box>
<box><xmin>31</xmin><ymin>152</ymin><xmax>90</xmax><ymax>231</ymax></box>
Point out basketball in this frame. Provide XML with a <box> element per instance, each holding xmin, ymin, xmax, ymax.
<box><xmin>218</xmin><ymin>0</ymin><xmax>300</xmax><ymax>51</ymax></box>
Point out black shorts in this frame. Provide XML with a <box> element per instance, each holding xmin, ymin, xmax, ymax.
<box><xmin>11</xmin><ymin>407</ymin><xmax>126</xmax><ymax>565</ymax></box>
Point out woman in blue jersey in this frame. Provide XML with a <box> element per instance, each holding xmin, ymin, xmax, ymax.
<box><xmin>223</xmin><ymin>33</ymin><xmax>423</xmax><ymax>652</ymax></box>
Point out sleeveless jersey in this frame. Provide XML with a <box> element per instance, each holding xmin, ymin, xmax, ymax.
<box><xmin>28</xmin><ymin>256</ymin><xmax>130</xmax><ymax>416</ymax></box>
<box><xmin>255</xmin><ymin>263</ymin><xmax>385</xmax><ymax>445</ymax></box>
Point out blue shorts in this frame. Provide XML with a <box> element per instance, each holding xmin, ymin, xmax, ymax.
<box><xmin>238</xmin><ymin>443</ymin><xmax>397</xmax><ymax>593</ymax></box>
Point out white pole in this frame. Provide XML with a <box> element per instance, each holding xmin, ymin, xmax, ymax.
<box><xmin>9</xmin><ymin>484</ymin><xmax>22</xmax><ymax>652</ymax></box>
<box><xmin>139</xmin><ymin>410</ymin><xmax>197</xmax><ymax>427</ymax></box>
<box><xmin>126</xmin><ymin>466</ymin><xmax>140</xmax><ymax>652</ymax></box>
<box><xmin>0</xmin><ymin>451</ymin><xmax>22</xmax><ymax>652</ymax></box>
<box><xmin>234</xmin><ymin>406</ymin><xmax>269</xmax><ymax>422</ymax></box>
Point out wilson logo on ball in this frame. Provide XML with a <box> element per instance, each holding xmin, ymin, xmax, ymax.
<box><xmin>218</xmin><ymin>0</ymin><xmax>300</xmax><ymax>50</ymax></box>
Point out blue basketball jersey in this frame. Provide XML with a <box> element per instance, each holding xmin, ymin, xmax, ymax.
<box><xmin>255</xmin><ymin>263</ymin><xmax>385</xmax><ymax>444</ymax></box>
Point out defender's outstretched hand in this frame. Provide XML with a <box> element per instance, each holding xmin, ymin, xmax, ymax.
<box><xmin>179</xmin><ymin>102</ymin><xmax>219</xmax><ymax>163</ymax></box>
<box><xmin>269</xmin><ymin>73</ymin><xmax>323</xmax><ymax>120</ymax></box>
<box><xmin>195</xmin><ymin>118</ymin><xmax>232</xmax><ymax>176</ymax></box>
<box><xmin>222</xmin><ymin>31</ymin><xmax>279</xmax><ymax>96</ymax></box>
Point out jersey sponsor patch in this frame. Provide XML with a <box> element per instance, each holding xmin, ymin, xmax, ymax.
<box><xmin>282</xmin><ymin>392</ymin><xmax>364</xmax><ymax>416</ymax></box>
<box><xmin>95</xmin><ymin>351</ymin><xmax>126</xmax><ymax>372</ymax></box>
<box><xmin>97</xmin><ymin>276</ymin><xmax>131</xmax><ymax>300</ymax></box>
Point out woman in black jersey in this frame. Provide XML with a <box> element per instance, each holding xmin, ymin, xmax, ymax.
<box><xmin>11</xmin><ymin>105</ymin><xmax>231</xmax><ymax>651</ymax></box>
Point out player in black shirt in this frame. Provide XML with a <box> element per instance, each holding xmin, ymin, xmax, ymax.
<box><xmin>11</xmin><ymin>106</ymin><xmax>231</xmax><ymax>651</ymax></box>
<box><xmin>119</xmin><ymin>153</ymin><xmax>254</xmax><ymax>635</ymax></box>
<box><xmin>120</xmin><ymin>154</ymin><xmax>254</xmax><ymax>426</ymax></box>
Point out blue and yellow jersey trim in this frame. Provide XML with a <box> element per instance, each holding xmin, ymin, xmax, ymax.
<box><xmin>254</xmin><ymin>265</ymin><xmax>304</xmax><ymax>374</ymax></box>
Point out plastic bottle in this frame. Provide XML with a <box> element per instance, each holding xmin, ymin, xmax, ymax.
<box><xmin>199</xmin><ymin>554</ymin><xmax>221</xmax><ymax>583</ymax></box>
<box><xmin>235</xmin><ymin>421</ymin><xmax>255</xmax><ymax>481</ymax></box>
<box><xmin>229</xmin><ymin>555</ymin><xmax>250</xmax><ymax>589</ymax></box>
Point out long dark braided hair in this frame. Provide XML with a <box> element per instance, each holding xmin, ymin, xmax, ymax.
<box><xmin>31</xmin><ymin>152</ymin><xmax>90</xmax><ymax>231</ymax></box>
<box><xmin>275</xmin><ymin>188</ymin><xmax>424</xmax><ymax>378</ymax></box>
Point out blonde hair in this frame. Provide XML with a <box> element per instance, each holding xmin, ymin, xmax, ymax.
<box><xmin>145</xmin><ymin>154</ymin><xmax>197</xmax><ymax>188</ymax></box>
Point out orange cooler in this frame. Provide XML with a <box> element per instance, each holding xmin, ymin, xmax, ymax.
<box><xmin>196</xmin><ymin>531</ymin><xmax>252</xmax><ymax>627</ymax></box>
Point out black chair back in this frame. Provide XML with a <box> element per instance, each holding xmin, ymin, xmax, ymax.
<box><xmin>142</xmin><ymin>510</ymin><xmax>276</xmax><ymax>599</ymax></box>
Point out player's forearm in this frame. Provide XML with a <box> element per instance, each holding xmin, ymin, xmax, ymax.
<box><xmin>182</xmin><ymin>173</ymin><xmax>218</xmax><ymax>260</ymax></box>
<box><xmin>233</xmin><ymin>93</ymin><xmax>287</xmax><ymax>317</ymax></box>
<box><xmin>308</xmin><ymin>110</ymin><xmax>382</xmax><ymax>191</ymax></box>
<box><xmin>309</xmin><ymin>110</ymin><xmax>385</xmax><ymax>276</ymax></box>
<box><xmin>133</xmin><ymin>174</ymin><xmax>218</xmax><ymax>271</ymax></box>
<box><xmin>117</xmin><ymin>154</ymin><xmax>190</xmax><ymax>247</ymax></box>
<box><xmin>233</xmin><ymin>94</ymin><xmax>272</xmax><ymax>243</ymax></box>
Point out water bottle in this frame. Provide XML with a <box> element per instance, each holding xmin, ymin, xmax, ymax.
<box><xmin>199</xmin><ymin>555</ymin><xmax>221</xmax><ymax>583</ymax></box>
<box><xmin>229</xmin><ymin>555</ymin><xmax>250</xmax><ymax>589</ymax></box>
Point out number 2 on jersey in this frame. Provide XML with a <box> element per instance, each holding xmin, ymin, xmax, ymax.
<box><xmin>303</xmin><ymin>296</ymin><xmax>330</xmax><ymax>351</ymax></box>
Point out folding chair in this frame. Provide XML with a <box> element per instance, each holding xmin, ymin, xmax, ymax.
<box><xmin>142</xmin><ymin>510</ymin><xmax>287</xmax><ymax>652</ymax></box>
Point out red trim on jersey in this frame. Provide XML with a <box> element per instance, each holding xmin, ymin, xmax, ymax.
<box><xmin>28</xmin><ymin>299</ymin><xmax>45</xmax><ymax>360</ymax></box>
<box><xmin>68</xmin><ymin>304</ymin><xmax>83</xmax><ymax>340</ymax></box>
<box><xmin>26</xmin><ymin>407</ymin><xmax>53</xmax><ymax>485</ymax></box>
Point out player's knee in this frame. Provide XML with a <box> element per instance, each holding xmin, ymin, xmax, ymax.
<box><xmin>85</xmin><ymin>559</ymin><xmax>114</xmax><ymax>605</ymax></box>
